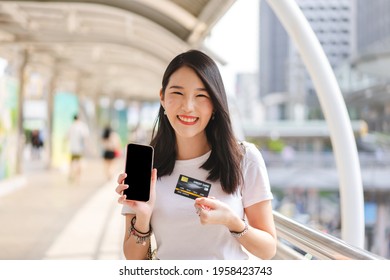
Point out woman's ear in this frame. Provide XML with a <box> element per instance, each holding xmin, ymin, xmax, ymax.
<box><xmin>160</xmin><ymin>88</ymin><xmax>165</xmax><ymax>108</ymax></box>
<box><xmin>159</xmin><ymin>89</ymin><xmax>164</xmax><ymax>100</ymax></box>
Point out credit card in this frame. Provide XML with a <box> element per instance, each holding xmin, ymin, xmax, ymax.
<box><xmin>174</xmin><ymin>174</ymin><xmax>211</xmax><ymax>200</ymax></box>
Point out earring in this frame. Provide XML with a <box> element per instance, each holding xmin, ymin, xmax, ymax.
<box><xmin>211</xmin><ymin>112</ymin><xmax>215</xmax><ymax>120</ymax></box>
<box><xmin>164</xmin><ymin>110</ymin><xmax>167</xmax><ymax>115</ymax></box>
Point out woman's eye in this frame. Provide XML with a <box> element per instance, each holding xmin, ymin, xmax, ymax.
<box><xmin>172</xmin><ymin>91</ymin><xmax>183</xmax><ymax>95</ymax></box>
<box><xmin>197</xmin><ymin>94</ymin><xmax>209</xmax><ymax>98</ymax></box>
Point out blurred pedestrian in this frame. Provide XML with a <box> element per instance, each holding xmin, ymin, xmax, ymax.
<box><xmin>66</xmin><ymin>114</ymin><xmax>89</xmax><ymax>183</ymax></box>
<box><xmin>281</xmin><ymin>145</ymin><xmax>295</xmax><ymax>167</ymax></box>
<box><xmin>30</xmin><ymin>129</ymin><xmax>44</xmax><ymax>160</ymax></box>
<box><xmin>102</xmin><ymin>126</ymin><xmax>122</xmax><ymax>179</ymax></box>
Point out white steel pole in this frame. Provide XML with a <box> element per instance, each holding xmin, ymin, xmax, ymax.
<box><xmin>266</xmin><ymin>0</ymin><xmax>364</xmax><ymax>248</ymax></box>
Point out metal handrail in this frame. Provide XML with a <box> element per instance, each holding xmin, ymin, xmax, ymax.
<box><xmin>273</xmin><ymin>211</ymin><xmax>384</xmax><ymax>260</ymax></box>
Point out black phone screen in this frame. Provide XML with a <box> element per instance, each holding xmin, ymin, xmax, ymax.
<box><xmin>123</xmin><ymin>143</ymin><xmax>154</xmax><ymax>201</ymax></box>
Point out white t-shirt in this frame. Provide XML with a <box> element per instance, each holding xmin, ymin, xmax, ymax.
<box><xmin>122</xmin><ymin>142</ymin><xmax>273</xmax><ymax>260</ymax></box>
<box><xmin>66</xmin><ymin>120</ymin><xmax>89</xmax><ymax>155</ymax></box>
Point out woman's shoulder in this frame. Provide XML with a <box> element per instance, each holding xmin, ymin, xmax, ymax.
<box><xmin>240</xmin><ymin>141</ymin><xmax>258</xmax><ymax>154</ymax></box>
<box><xmin>239</xmin><ymin>141</ymin><xmax>265</xmax><ymax>164</ymax></box>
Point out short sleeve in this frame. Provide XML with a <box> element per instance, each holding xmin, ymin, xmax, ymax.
<box><xmin>241</xmin><ymin>142</ymin><xmax>273</xmax><ymax>208</ymax></box>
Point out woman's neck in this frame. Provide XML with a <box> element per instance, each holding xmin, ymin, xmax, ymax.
<box><xmin>175</xmin><ymin>134</ymin><xmax>210</xmax><ymax>160</ymax></box>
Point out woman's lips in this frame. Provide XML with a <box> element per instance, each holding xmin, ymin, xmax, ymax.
<box><xmin>177</xmin><ymin>115</ymin><xmax>199</xmax><ymax>125</ymax></box>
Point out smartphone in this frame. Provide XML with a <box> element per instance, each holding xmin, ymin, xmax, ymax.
<box><xmin>123</xmin><ymin>143</ymin><xmax>154</xmax><ymax>201</ymax></box>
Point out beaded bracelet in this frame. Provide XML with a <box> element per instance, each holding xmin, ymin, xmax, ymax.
<box><xmin>128</xmin><ymin>216</ymin><xmax>152</xmax><ymax>246</ymax></box>
<box><xmin>230</xmin><ymin>219</ymin><xmax>249</xmax><ymax>238</ymax></box>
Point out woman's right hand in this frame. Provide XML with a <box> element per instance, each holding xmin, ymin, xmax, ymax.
<box><xmin>116</xmin><ymin>168</ymin><xmax>157</xmax><ymax>219</ymax></box>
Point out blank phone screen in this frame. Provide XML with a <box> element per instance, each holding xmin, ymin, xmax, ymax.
<box><xmin>123</xmin><ymin>143</ymin><xmax>154</xmax><ymax>201</ymax></box>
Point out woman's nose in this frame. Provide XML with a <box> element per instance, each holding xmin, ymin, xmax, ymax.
<box><xmin>181</xmin><ymin>96</ymin><xmax>195</xmax><ymax>111</ymax></box>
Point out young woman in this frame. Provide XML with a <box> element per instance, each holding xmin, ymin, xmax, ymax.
<box><xmin>115</xmin><ymin>50</ymin><xmax>276</xmax><ymax>260</ymax></box>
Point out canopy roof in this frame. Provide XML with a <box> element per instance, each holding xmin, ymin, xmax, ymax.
<box><xmin>0</xmin><ymin>0</ymin><xmax>235</xmax><ymax>100</ymax></box>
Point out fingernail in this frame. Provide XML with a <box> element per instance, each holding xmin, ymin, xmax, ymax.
<box><xmin>202</xmin><ymin>205</ymin><xmax>211</xmax><ymax>211</ymax></box>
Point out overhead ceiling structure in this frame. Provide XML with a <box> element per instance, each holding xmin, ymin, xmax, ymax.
<box><xmin>0</xmin><ymin>0</ymin><xmax>235</xmax><ymax>101</ymax></box>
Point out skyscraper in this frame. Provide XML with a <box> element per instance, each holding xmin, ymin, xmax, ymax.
<box><xmin>259</xmin><ymin>0</ymin><xmax>353</xmax><ymax>121</ymax></box>
<box><xmin>340</xmin><ymin>0</ymin><xmax>390</xmax><ymax>133</ymax></box>
<box><xmin>259</xmin><ymin>0</ymin><xmax>289</xmax><ymax>120</ymax></box>
<box><xmin>356</xmin><ymin>0</ymin><xmax>390</xmax><ymax>53</ymax></box>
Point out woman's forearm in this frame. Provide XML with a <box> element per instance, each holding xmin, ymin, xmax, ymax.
<box><xmin>123</xmin><ymin>214</ymin><xmax>152</xmax><ymax>260</ymax></box>
<box><xmin>123</xmin><ymin>236</ymin><xmax>151</xmax><ymax>260</ymax></box>
<box><xmin>236</xmin><ymin>227</ymin><xmax>277</xmax><ymax>259</ymax></box>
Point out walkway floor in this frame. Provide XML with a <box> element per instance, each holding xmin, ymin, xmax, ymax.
<box><xmin>0</xmin><ymin>155</ymin><xmax>256</xmax><ymax>260</ymax></box>
<box><xmin>0</xmin><ymin>157</ymin><xmax>125</xmax><ymax>260</ymax></box>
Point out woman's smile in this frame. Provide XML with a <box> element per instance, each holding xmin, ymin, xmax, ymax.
<box><xmin>177</xmin><ymin>115</ymin><xmax>199</xmax><ymax>125</ymax></box>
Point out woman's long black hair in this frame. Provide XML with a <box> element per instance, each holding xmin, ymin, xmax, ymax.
<box><xmin>150</xmin><ymin>50</ymin><xmax>243</xmax><ymax>194</ymax></box>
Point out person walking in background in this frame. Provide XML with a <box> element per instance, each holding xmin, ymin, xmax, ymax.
<box><xmin>66</xmin><ymin>114</ymin><xmax>89</xmax><ymax>183</ymax></box>
<box><xmin>30</xmin><ymin>129</ymin><xmax>44</xmax><ymax>160</ymax></box>
<box><xmin>115</xmin><ymin>50</ymin><xmax>276</xmax><ymax>260</ymax></box>
<box><xmin>102</xmin><ymin>125</ymin><xmax>122</xmax><ymax>180</ymax></box>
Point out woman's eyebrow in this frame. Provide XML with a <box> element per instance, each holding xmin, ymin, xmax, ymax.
<box><xmin>169</xmin><ymin>85</ymin><xmax>183</xmax><ymax>89</ymax></box>
<box><xmin>168</xmin><ymin>85</ymin><xmax>207</xmax><ymax>91</ymax></box>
